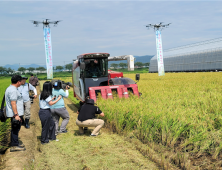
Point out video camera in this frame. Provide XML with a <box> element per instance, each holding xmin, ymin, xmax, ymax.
<box><xmin>51</xmin><ymin>79</ymin><xmax>72</xmax><ymax>90</ymax></box>
<box><xmin>61</xmin><ymin>81</ymin><xmax>72</xmax><ymax>90</ymax></box>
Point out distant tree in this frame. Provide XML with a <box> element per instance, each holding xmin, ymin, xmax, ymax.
<box><xmin>144</xmin><ymin>62</ymin><xmax>150</xmax><ymax>67</ymax></box>
<box><xmin>0</xmin><ymin>66</ymin><xmax>6</xmax><ymax>74</ymax></box>
<box><xmin>36</xmin><ymin>67</ymin><xmax>46</xmax><ymax>73</ymax></box>
<box><xmin>65</xmin><ymin>63</ymin><xmax>72</xmax><ymax>72</ymax></box>
<box><xmin>119</xmin><ymin>63</ymin><xmax>127</xmax><ymax>69</ymax></box>
<box><xmin>135</xmin><ymin>62</ymin><xmax>144</xmax><ymax>68</ymax></box>
<box><xmin>6</xmin><ymin>67</ymin><xmax>13</xmax><ymax>74</ymax></box>
<box><xmin>56</xmin><ymin>66</ymin><xmax>64</xmax><ymax>71</ymax></box>
<box><xmin>27</xmin><ymin>67</ymin><xmax>35</xmax><ymax>72</ymax></box>
<box><xmin>18</xmin><ymin>67</ymin><xmax>26</xmax><ymax>72</ymax></box>
<box><xmin>110</xmin><ymin>63</ymin><xmax>118</xmax><ymax>69</ymax></box>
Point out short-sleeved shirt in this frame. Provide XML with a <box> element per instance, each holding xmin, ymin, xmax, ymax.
<box><xmin>39</xmin><ymin>95</ymin><xmax>52</xmax><ymax>109</ymax></box>
<box><xmin>51</xmin><ymin>89</ymin><xmax>66</xmax><ymax>109</ymax></box>
<box><xmin>29</xmin><ymin>77</ymin><xmax>38</xmax><ymax>86</ymax></box>
<box><xmin>5</xmin><ymin>85</ymin><xmax>24</xmax><ymax>117</ymax></box>
<box><xmin>18</xmin><ymin>83</ymin><xmax>36</xmax><ymax>102</ymax></box>
<box><xmin>78</xmin><ymin>103</ymin><xmax>102</xmax><ymax>121</ymax></box>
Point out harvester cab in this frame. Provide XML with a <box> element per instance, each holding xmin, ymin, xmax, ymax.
<box><xmin>72</xmin><ymin>53</ymin><xmax>141</xmax><ymax>102</ymax></box>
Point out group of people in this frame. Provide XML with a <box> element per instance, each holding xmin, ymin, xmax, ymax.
<box><xmin>5</xmin><ymin>74</ymin><xmax>105</xmax><ymax>152</ymax></box>
<box><xmin>39</xmin><ymin>80</ymin><xmax>70</xmax><ymax>144</ymax></box>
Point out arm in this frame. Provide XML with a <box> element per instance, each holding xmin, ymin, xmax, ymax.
<box><xmin>63</xmin><ymin>89</ymin><xmax>69</xmax><ymax>98</ymax></box>
<box><xmin>29</xmin><ymin>84</ymin><xmax>38</xmax><ymax>98</ymax></box>
<box><xmin>99</xmin><ymin>112</ymin><xmax>104</xmax><ymax>117</ymax></box>
<box><xmin>48</xmin><ymin>95</ymin><xmax>62</xmax><ymax>106</ymax></box>
<box><xmin>33</xmin><ymin>88</ymin><xmax>37</xmax><ymax>98</ymax></box>
<box><xmin>11</xmin><ymin>101</ymin><xmax>21</xmax><ymax>121</ymax></box>
<box><xmin>59</xmin><ymin>88</ymin><xmax>69</xmax><ymax>98</ymax></box>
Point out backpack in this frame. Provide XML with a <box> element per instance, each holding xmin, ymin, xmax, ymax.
<box><xmin>0</xmin><ymin>95</ymin><xmax>7</xmax><ymax>122</ymax></box>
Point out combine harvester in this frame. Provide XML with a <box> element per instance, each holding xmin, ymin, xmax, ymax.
<box><xmin>72</xmin><ymin>53</ymin><xmax>141</xmax><ymax>102</ymax></box>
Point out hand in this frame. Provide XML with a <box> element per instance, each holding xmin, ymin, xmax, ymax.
<box><xmin>15</xmin><ymin>115</ymin><xmax>21</xmax><ymax>121</ymax></box>
<box><xmin>58</xmin><ymin>95</ymin><xmax>62</xmax><ymax>100</ymax></box>
<box><xmin>33</xmin><ymin>95</ymin><xmax>37</xmax><ymax>99</ymax></box>
<box><xmin>66</xmin><ymin>85</ymin><xmax>70</xmax><ymax>90</ymax></box>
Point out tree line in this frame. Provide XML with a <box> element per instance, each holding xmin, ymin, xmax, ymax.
<box><xmin>0</xmin><ymin>63</ymin><xmax>73</xmax><ymax>75</ymax></box>
<box><xmin>0</xmin><ymin>62</ymin><xmax>149</xmax><ymax>75</ymax></box>
<box><xmin>110</xmin><ymin>62</ymin><xmax>149</xmax><ymax>69</ymax></box>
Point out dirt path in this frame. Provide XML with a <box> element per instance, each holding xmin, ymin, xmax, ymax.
<box><xmin>2</xmin><ymin>86</ymin><xmax>160</xmax><ymax>170</ymax></box>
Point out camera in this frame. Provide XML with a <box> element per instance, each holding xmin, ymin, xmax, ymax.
<box><xmin>62</xmin><ymin>82</ymin><xmax>72</xmax><ymax>90</ymax></box>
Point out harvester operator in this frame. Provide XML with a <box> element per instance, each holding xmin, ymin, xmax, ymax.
<box><xmin>86</xmin><ymin>60</ymin><xmax>101</xmax><ymax>77</ymax></box>
<box><xmin>76</xmin><ymin>99</ymin><xmax>104</xmax><ymax>137</ymax></box>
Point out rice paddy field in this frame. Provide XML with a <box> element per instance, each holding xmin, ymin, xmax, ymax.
<box><xmin>1</xmin><ymin>72</ymin><xmax>222</xmax><ymax>168</ymax></box>
<box><xmin>60</xmin><ymin>72</ymin><xmax>222</xmax><ymax>168</ymax></box>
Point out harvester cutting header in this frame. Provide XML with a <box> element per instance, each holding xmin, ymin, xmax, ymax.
<box><xmin>72</xmin><ymin>53</ymin><xmax>141</xmax><ymax>102</ymax></box>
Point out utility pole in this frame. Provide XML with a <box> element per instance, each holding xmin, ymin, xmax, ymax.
<box><xmin>31</xmin><ymin>19</ymin><xmax>61</xmax><ymax>79</ymax></box>
<box><xmin>146</xmin><ymin>22</ymin><xmax>171</xmax><ymax>76</ymax></box>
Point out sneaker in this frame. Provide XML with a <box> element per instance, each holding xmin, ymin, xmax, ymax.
<box><xmin>10</xmin><ymin>146</ymin><xmax>26</xmax><ymax>152</ymax></box>
<box><xmin>41</xmin><ymin>142</ymin><xmax>49</xmax><ymax>145</ymax></box>
<box><xmin>90</xmin><ymin>134</ymin><xmax>97</xmax><ymax>137</ymax></box>
<box><xmin>19</xmin><ymin>143</ymin><xmax>25</xmax><ymax>147</ymax></box>
<box><xmin>59</xmin><ymin>129</ymin><xmax>68</xmax><ymax>133</ymax></box>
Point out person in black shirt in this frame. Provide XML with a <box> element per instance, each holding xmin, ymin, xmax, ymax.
<box><xmin>76</xmin><ymin>99</ymin><xmax>104</xmax><ymax>136</ymax></box>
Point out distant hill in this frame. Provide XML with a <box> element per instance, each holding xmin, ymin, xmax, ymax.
<box><xmin>4</xmin><ymin>64</ymin><xmax>46</xmax><ymax>70</ymax></box>
<box><xmin>108</xmin><ymin>55</ymin><xmax>154</xmax><ymax>67</ymax></box>
<box><xmin>3</xmin><ymin>55</ymin><xmax>154</xmax><ymax>70</ymax></box>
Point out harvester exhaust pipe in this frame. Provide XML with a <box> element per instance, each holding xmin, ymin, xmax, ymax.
<box><xmin>135</xmin><ymin>74</ymin><xmax>140</xmax><ymax>83</ymax></box>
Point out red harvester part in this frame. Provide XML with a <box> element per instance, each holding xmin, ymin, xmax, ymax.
<box><xmin>89</xmin><ymin>84</ymin><xmax>139</xmax><ymax>102</ymax></box>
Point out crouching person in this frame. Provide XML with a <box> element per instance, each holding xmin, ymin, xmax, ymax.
<box><xmin>39</xmin><ymin>81</ymin><xmax>61</xmax><ymax>144</ymax></box>
<box><xmin>76</xmin><ymin>99</ymin><xmax>104</xmax><ymax>136</ymax></box>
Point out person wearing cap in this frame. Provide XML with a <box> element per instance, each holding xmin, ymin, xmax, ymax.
<box><xmin>29</xmin><ymin>74</ymin><xmax>39</xmax><ymax>88</ymax></box>
<box><xmin>5</xmin><ymin>75</ymin><xmax>25</xmax><ymax>152</ymax></box>
<box><xmin>51</xmin><ymin>80</ymin><xmax>70</xmax><ymax>135</ymax></box>
<box><xmin>76</xmin><ymin>99</ymin><xmax>105</xmax><ymax>136</ymax></box>
<box><xmin>18</xmin><ymin>75</ymin><xmax>37</xmax><ymax>129</ymax></box>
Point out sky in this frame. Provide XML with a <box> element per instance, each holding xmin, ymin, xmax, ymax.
<box><xmin>0</xmin><ymin>0</ymin><xmax>222</xmax><ymax>67</ymax></box>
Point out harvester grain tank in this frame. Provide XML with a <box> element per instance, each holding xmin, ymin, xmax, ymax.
<box><xmin>72</xmin><ymin>53</ymin><xmax>141</xmax><ymax>102</ymax></box>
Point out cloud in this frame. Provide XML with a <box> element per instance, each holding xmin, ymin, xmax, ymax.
<box><xmin>0</xmin><ymin>1</ymin><xmax>222</xmax><ymax>66</ymax></box>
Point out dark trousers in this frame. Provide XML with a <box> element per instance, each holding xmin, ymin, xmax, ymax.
<box><xmin>10</xmin><ymin>116</ymin><xmax>22</xmax><ymax>146</ymax></box>
<box><xmin>39</xmin><ymin>109</ymin><xmax>56</xmax><ymax>143</ymax></box>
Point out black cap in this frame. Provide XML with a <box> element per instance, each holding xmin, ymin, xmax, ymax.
<box><xmin>86</xmin><ymin>99</ymin><xmax>94</xmax><ymax>105</ymax></box>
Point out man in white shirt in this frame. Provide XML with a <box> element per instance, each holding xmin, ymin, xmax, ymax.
<box><xmin>18</xmin><ymin>75</ymin><xmax>37</xmax><ymax>129</ymax></box>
